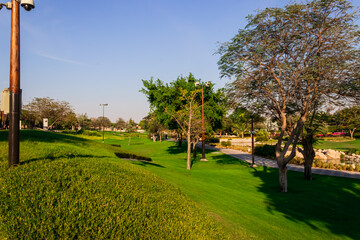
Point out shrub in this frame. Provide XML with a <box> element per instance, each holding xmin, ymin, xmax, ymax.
<box><xmin>355</xmin><ymin>165</ymin><xmax>360</xmax><ymax>172</ymax></box>
<box><xmin>289</xmin><ymin>157</ymin><xmax>304</xmax><ymax>165</ymax></box>
<box><xmin>82</xmin><ymin>130</ymin><xmax>101</xmax><ymax>137</ymax></box>
<box><xmin>254</xmin><ymin>144</ymin><xmax>276</xmax><ymax>158</ymax></box>
<box><xmin>256</xmin><ymin>129</ymin><xmax>269</xmax><ymax>142</ymax></box>
<box><xmin>206</xmin><ymin>137</ymin><xmax>220</xmax><ymax>144</ymax></box>
<box><xmin>221</xmin><ymin>141</ymin><xmax>231</xmax><ymax>147</ymax></box>
<box><xmin>114</xmin><ymin>152</ymin><xmax>152</xmax><ymax>162</ymax></box>
<box><xmin>348</xmin><ymin>148</ymin><xmax>357</xmax><ymax>154</ymax></box>
<box><xmin>77</xmin><ymin>128</ymin><xmax>85</xmax><ymax>134</ymax></box>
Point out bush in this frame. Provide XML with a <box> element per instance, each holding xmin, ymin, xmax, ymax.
<box><xmin>256</xmin><ymin>129</ymin><xmax>269</xmax><ymax>142</ymax></box>
<box><xmin>82</xmin><ymin>130</ymin><xmax>101</xmax><ymax>137</ymax></box>
<box><xmin>254</xmin><ymin>144</ymin><xmax>276</xmax><ymax>158</ymax></box>
<box><xmin>221</xmin><ymin>141</ymin><xmax>231</xmax><ymax>147</ymax></box>
<box><xmin>206</xmin><ymin>137</ymin><xmax>220</xmax><ymax>144</ymax></box>
<box><xmin>114</xmin><ymin>152</ymin><xmax>152</xmax><ymax>162</ymax></box>
<box><xmin>289</xmin><ymin>157</ymin><xmax>304</xmax><ymax>165</ymax></box>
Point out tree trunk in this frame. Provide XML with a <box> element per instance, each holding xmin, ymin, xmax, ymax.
<box><xmin>187</xmin><ymin>135</ymin><xmax>191</xmax><ymax>170</ymax></box>
<box><xmin>192</xmin><ymin>142</ymin><xmax>197</xmax><ymax>158</ymax></box>
<box><xmin>160</xmin><ymin>131</ymin><xmax>162</xmax><ymax>142</ymax></box>
<box><xmin>178</xmin><ymin>133</ymin><xmax>182</xmax><ymax>147</ymax></box>
<box><xmin>278</xmin><ymin>165</ymin><xmax>288</xmax><ymax>192</ymax></box>
<box><xmin>350</xmin><ymin>128</ymin><xmax>356</xmax><ymax>140</ymax></box>
<box><xmin>301</xmin><ymin>135</ymin><xmax>315</xmax><ymax>181</ymax></box>
<box><xmin>153</xmin><ymin>134</ymin><xmax>156</xmax><ymax>142</ymax></box>
<box><xmin>241</xmin><ymin>132</ymin><xmax>244</xmax><ymax>138</ymax></box>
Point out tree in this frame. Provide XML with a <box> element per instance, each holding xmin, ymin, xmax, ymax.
<box><xmin>141</xmin><ymin>73</ymin><xmax>227</xmax><ymax>170</ymax></box>
<box><xmin>90</xmin><ymin>117</ymin><xmax>111</xmax><ymax>130</ymax></box>
<box><xmin>21</xmin><ymin>97</ymin><xmax>76</xmax><ymax>130</ymax></box>
<box><xmin>115</xmin><ymin>117</ymin><xmax>126</xmax><ymax>130</ymax></box>
<box><xmin>77</xmin><ymin>113</ymin><xmax>91</xmax><ymax>130</ymax></box>
<box><xmin>218</xmin><ymin>0</ymin><xmax>360</xmax><ymax>192</ymax></box>
<box><xmin>229</xmin><ymin>107</ymin><xmax>252</xmax><ymax>138</ymax></box>
<box><xmin>335</xmin><ymin>106</ymin><xmax>360</xmax><ymax>139</ymax></box>
<box><xmin>126</xmin><ymin>118</ymin><xmax>137</xmax><ymax>132</ymax></box>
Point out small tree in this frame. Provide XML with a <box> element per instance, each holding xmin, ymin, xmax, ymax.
<box><xmin>141</xmin><ymin>73</ymin><xmax>227</xmax><ymax>170</ymax></box>
<box><xmin>21</xmin><ymin>97</ymin><xmax>76</xmax><ymax>130</ymax></box>
<box><xmin>335</xmin><ymin>106</ymin><xmax>360</xmax><ymax>139</ymax></box>
<box><xmin>115</xmin><ymin>117</ymin><xmax>126</xmax><ymax>130</ymax></box>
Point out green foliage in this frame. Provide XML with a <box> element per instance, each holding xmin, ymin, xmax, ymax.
<box><xmin>0</xmin><ymin>130</ymin><xmax>225</xmax><ymax>239</ymax></box>
<box><xmin>254</xmin><ymin>144</ymin><xmax>276</xmax><ymax>158</ymax></box>
<box><xmin>141</xmin><ymin>73</ymin><xmax>227</xmax><ymax>134</ymax></box>
<box><xmin>221</xmin><ymin>141</ymin><xmax>232</xmax><ymax>147</ymax></box>
<box><xmin>206</xmin><ymin>137</ymin><xmax>220</xmax><ymax>143</ymax></box>
<box><xmin>256</xmin><ymin>129</ymin><xmax>269</xmax><ymax>142</ymax></box>
<box><xmin>21</xmin><ymin>97</ymin><xmax>76</xmax><ymax>129</ymax></box>
<box><xmin>114</xmin><ymin>152</ymin><xmax>152</xmax><ymax>162</ymax></box>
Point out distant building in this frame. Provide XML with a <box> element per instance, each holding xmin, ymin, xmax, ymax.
<box><xmin>0</xmin><ymin>88</ymin><xmax>22</xmax><ymax>115</ymax></box>
<box><xmin>0</xmin><ymin>88</ymin><xmax>10</xmax><ymax>115</ymax></box>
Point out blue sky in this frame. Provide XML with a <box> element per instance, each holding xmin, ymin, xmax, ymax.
<box><xmin>0</xmin><ymin>0</ymin><xmax>358</xmax><ymax>122</ymax></box>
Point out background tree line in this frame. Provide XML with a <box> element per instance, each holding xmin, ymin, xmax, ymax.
<box><xmin>20</xmin><ymin>97</ymin><xmax>137</xmax><ymax>132</ymax></box>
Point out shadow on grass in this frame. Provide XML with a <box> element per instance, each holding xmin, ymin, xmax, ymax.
<box><xmin>20</xmin><ymin>155</ymin><xmax>109</xmax><ymax>165</ymax></box>
<box><xmin>212</xmin><ymin>154</ymin><xmax>251</xmax><ymax>166</ymax></box>
<box><xmin>129</xmin><ymin>161</ymin><xmax>165</xmax><ymax>168</ymax></box>
<box><xmin>166</xmin><ymin>144</ymin><xmax>214</xmax><ymax>168</ymax></box>
<box><xmin>251</xmin><ymin>166</ymin><xmax>360</xmax><ymax>239</ymax></box>
<box><xmin>0</xmin><ymin>130</ymin><xmax>89</xmax><ymax>145</ymax></box>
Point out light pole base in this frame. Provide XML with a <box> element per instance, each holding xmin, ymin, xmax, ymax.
<box><xmin>250</xmin><ymin>164</ymin><xmax>258</xmax><ymax>168</ymax></box>
<box><xmin>200</xmin><ymin>158</ymin><xmax>208</xmax><ymax>162</ymax></box>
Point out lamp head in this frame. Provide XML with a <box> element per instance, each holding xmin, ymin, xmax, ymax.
<box><xmin>20</xmin><ymin>0</ymin><xmax>35</xmax><ymax>11</ymax></box>
<box><xmin>195</xmin><ymin>81</ymin><xmax>201</xmax><ymax>87</ymax></box>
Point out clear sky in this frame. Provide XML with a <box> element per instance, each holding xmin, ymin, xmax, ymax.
<box><xmin>0</xmin><ymin>0</ymin><xmax>359</xmax><ymax>122</ymax></box>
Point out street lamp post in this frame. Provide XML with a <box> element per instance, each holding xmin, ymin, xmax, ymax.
<box><xmin>1</xmin><ymin>0</ymin><xmax>35</xmax><ymax>167</ymax></box>
<box><xmin>195</xmin><ymin>81</ymin><xmax>210</xmax><ymax>162</ymax></box>
<box><xmin>100</xmin><ymin>104</ymin><xmax>108</xmax><ymax>143</ymax></box>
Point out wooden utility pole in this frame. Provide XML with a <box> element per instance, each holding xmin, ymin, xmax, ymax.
<box><xmin>8</xmin><ymin>0</ymin><xmax>20</xmax><ymax>166</ymax></box>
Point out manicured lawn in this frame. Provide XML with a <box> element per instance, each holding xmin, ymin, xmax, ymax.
<box><xmin>314</xmin><ymin>138</ymin><xmax>360</xmax><ymax>152</ymax></box>
<box><xmin>110</xmin><ymin>136</ymin><xmax>360</xmax><ymax>240</ymax></box>
<box><xmin>0</xmin><ymin>130</ymin><xmax>226</xmax><ymax>239</ymax></box>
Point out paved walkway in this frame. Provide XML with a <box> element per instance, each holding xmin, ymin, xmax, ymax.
<box><xmin>205</xmin><ymin>145</ymin><xmax>360</xmax><ymax>180</ymax></box>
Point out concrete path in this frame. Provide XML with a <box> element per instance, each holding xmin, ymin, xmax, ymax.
<box><xmin>205</xmin><ymin>145</ymin><xmax>360</xmax><ymax>180</ymax></box>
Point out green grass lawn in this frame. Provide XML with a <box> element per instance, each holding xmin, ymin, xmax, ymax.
<box><xmin>1</xmin><ymin>130</ymin><xmax>360</xmax><ymax>239</ymax></box>
<box><xmin>0</xmin><ymin>130</ymin><xmax>226</xmax><ymax>239</ymax></box>
<box><xmin>108</xmin><ymin>135</ymin><xmax>360</xmax><ymax>240</ymax></box>
<box><xmin>314</xmin><ymin>138</ymin><xmax>360</xmax><ymax>152</ymax></box>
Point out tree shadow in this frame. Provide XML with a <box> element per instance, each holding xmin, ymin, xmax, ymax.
<box><xmin>20</xmin><ymin>155</ymin><xmax>109</xmax><ymax>165</ymax></box>
<box><xmin>129</xmin><ymin>160</ymin><xmax>165</xmax><ymax>168</ymax></box>
<box><xmin>0</xmin><ymin>130</ymin><xmax>89</xmax><ymax>144</ymax></box>
<box><xmin>166</xmin><ymin>145</ymin><xmax>187</xmax><ymax>155</ymax></box>
<box><xmin>212</xmin><ymin>154</ymin><xmax>251</xmax><ymax>166</ymax></box>
<box><xmin>166</xmin><ymin>144</ymin><xmax>214</xmax><ymax>168</ymax></box>
<box><xmin>251</xmin><ymin>166</ymin><xmax>360</xmax><ymax>239</ymax></box>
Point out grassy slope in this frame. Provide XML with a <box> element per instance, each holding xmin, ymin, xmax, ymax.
<box><xmin>0</xmin><ymin>130</ymin><xmax>226</xmax><ymax>239</ymax></box>
<box><xmin>108</xmin><ymin>135</ymin><xmax>360</xmax><ymax>240</ymax></box>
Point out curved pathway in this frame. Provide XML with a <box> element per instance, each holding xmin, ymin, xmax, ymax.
<box><xmin>205</xmin><ymin>144</ymin><xmax>360</xmax><ymax>179</ymax></box>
